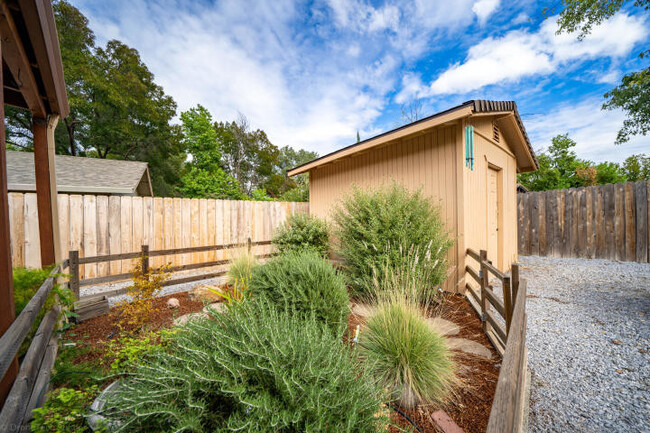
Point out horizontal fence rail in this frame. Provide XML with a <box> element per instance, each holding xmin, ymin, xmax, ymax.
<box><xmin>518</xmin><ymin>181</ymin><xmax>649</xmax><ymax>263</ymax></box>
<box><xmin>68</xmin><ymin>238</ymin><xmax>274</xmax><ymax>299</ymax></box>
<box><xmin>0</xmin><ymin>263</ymin><xmax>68</xmax><ymax>432</ymax></box>
<box><xmin>8</xmin><ymin>193</ymin><xmax>308</xmax><ymax>273</ymax></box>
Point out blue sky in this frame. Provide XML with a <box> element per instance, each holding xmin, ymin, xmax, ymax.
<box><xmin>75</xmin><ymin>0</ymin><xmax>649</xmax><ymax>163</ymax></box>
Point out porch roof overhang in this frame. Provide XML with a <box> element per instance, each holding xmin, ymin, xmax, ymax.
<box><xmin>1</xmin><ymin>0</ymin><xmax>69</xmax><ymax>119</ymax></box>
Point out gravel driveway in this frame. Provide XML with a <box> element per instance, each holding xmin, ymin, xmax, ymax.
<box><xmin>519</xmin><ymin>256</ymin><xmax>649</xmax><ymax>433</ymax></box>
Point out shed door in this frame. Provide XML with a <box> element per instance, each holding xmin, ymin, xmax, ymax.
<box><xmin>487</xmin><ymin>167</ymin><xmax>500</xmax><ymax>265</ymax></box>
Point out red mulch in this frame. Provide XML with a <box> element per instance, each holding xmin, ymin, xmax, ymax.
<box><xmin>64</xmin><ymin>291</ymin><xmax>206</xmax><ymax>366</ymax></box>
<box><xmin>349</xmin><ymin>293</ymin><xmax>500</xmax><ymax>433</ymax></box>
<box><xmin>68</xmin><ymin>291</ymin><xmax>499</xmax><ymax>432</ymax></box>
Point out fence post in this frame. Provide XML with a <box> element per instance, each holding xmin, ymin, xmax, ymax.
<box><xmin>511</xmin><ymin>263</ymin><xmax>520</xmax><ymax>304</ymax></box>
<box><xmin>69</xmin><ymin>250</ymin><xmax>79</xmax><ymax>299</ymax></box>
<box><xmin>479</xmin><ymin>250</ymin><xmax>489</xmax><ymax>333</ymax></box>
<box><xmin>247</xmin><ymin>237</ymin><xmax>252</xmax><ymax>255</ymax></box>
<box><xmin>503</xmin><ymin>275</ymin><xmax>512</xmax><ymax>334</ymax></box>
<box><xmin>141</xmin><ymin>245</ymin><xmax>149</xmax><ymax>277</ymax></box>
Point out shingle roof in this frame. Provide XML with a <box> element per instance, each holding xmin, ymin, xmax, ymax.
<box><xmin>6</xmin><ymin>151</ymin><xmax>153</xmax><ymax>196</ymax></box>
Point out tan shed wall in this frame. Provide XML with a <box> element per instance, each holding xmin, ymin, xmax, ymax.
<box><xmin>309</xmin><ymin>125</ymin><xmax>461</xmax><ymax>292</ymax></box>
<box><xmin>463</xmin><ymin>116</ymin><xmax>519</xmax><ymax>278</ymax></box>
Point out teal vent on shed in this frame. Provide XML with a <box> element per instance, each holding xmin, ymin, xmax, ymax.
<box><xmin>465</xmin><ymin>125</ymin><xmax>474</xmax><ymax>170</ymax></box>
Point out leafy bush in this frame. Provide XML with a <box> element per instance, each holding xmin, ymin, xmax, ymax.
<box><xmin>272</xmin><ymin>212</ymin><xmax>330</xmax><ymax>256</ymax></box>
<box><xmin>105</xmin><ymin>329</ymin><xmax>176</xmax><ymax>372</ymax></box>
<box><xmin>249</xmin><ymin>250</ymin><xmax>349</xmax><ymax>335</ymax></box>
<box><xmin>31</xmin><ymin>386</ymin><xmax>100</xmax><ymax>433</ymax></box>
<box><xmin>359</xmin><ymin>299</ymin><xmax>456</xmax><ymax>408</ymax></box>
<box><xmin>225</xmin><ymin>249</ymin><xmax>257</xmax><ymax>287</ymax></box>
<box><xmin>103</xmin><ymin>300</ymin><xmax>388</xmax><ymax>432</ymax></box>
<box><xmin>115</xmin><ymin>261</ymin><xmax>170</xmax><ymax>333</ymax></box>
<box><xmin>333</xmin><ymin>182</ymin><xmax>452</xmax><ymax>297</ymax></box>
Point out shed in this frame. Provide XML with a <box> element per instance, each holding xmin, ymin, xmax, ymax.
<box><xmin>288</xmin><ymin>100</ymin><xmax>538</xmax><ymax>292</ymax></box>
<box><xmin>6</xmin><ymin>151</ymin><xmax>154</xmax><ymax>196</ymax></box>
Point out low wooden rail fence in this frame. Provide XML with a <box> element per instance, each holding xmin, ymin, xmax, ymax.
<box><xmin>465</xmin><ymin>248</ymin><xmax>529</xmax><ymax>433</ymax></box>
<box><xmin>0</xmin><ymin>262</ymin><xmax>68</xmax><ymax>432</ymax></box>
<box><xmin>68</xmin><ymin>238</ymin><xmax>273</xmax><ymax>300</ymax></box>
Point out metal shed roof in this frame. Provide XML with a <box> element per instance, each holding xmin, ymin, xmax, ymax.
<box><xmin>6</xmin><ymin>151</ymin><xmax>153</xmax><ymax>196</ymax></box>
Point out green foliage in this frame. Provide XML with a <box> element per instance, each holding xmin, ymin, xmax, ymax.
<box><xmin>250</xmin><ymin>251</ymin><xmax>349</xmax><ymax>335</ymax></box>
<box><xmin>13</xmin><ymin>266</ymin><xmax>53</xmax><ymax>315</ymax></box>
<box><xmin>359</xmin><ymin>299</ymin><xmax>456</xmax><ymax>408</ymax></box>
<box><xmin>31</xmin><ymin>386</ymin><xmax>100</xmax><ymax>433</ymax></box>
<box><xmin>103</xmin><ymin>299</ymin><xmax>387</xmax><ymax>432</ymax></box>
<box><xmin>551</xmin><ymin>0</ymin><xmax>650</xmax><ymax>144</ymax></box>
<box><xmin>180</xmin><ymin>105</ymin><xmax>221</xmax><ymax>170</ymax></box>
<box><xmin>518</xmin><ymin>134</ymin><xmax>629</xmax><ymax>191</ymax></box>
<box><xmin>272</xmin><ymin>212</ymin><xmax>330</xmax><ymax>256</ymax></box>
<box><xmin>277</xmin><ymin>186</ymin><xmax>309</xmax><ymax>202</ymax></box>
<box><xmin>249</xmin><ymin>188</ymin><xmax>275</xmax><ymax>201</ymax></box>
<box><xmin>225</xmin><ymin>249</ymin><xmax>258</xmax><ymax>287</ymax></box>
<box><xmin>621</xmin><ymin>153</ymin><xmax>650</xmax><ymax>180</ymax></box>
<box><xmin>333</xmin><ymin>182</ymin><xmax>452</xmax><ymax>297</ymax></box>
<box><xmin>105</xmin><ymin>330</ymin><xmax>175</xmax><ymax>372</ymax></box>
<box><xmin>178</xmin><ymin>166</ymin><xmax>244</xmax><ymax>199</ymax></box>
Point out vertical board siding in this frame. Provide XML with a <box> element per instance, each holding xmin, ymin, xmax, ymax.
<box><xmin>8</xmin><ymin>193</ymin><xmax>308</xmax><ymax>276</ymax></box>
<box><xmin>518</xmin><ymin>181</ymin><xmax>650</xmax><ymax>263</ymax></box>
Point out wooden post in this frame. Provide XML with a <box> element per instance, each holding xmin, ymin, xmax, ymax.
<box><xmin>0</xmin><ymin>36</ymin><xmax>20</xmax><ymax>407</ymax></box>
<box><xmin>69</xmin><ymin>251</ymin><xmax>80</xmax><ymax>299</ymax></box>
<box><xmin>32</xmin><ymin>116</ymin><xmax>61</xmax><ymax>267</ymax></box>
<box><xmin>141</xmin><ymin>245</ymin><xmax>149</xmax><ymax>276</ymax></box>
<box><xmin>511</xmin><ymin>263</ymin><xmax>520</xmax><ymax>304</ymax></box>
<box><xmin>503</xmin><ymin>276</ymin><xmax>512</xmax><ymax>334</ymax></box>
<box><xmin>247</xmin><ymin>237</ymin><xmax>252</xmax><ymax>254</ymax></box>
<box><xmin>479</xmin><ymin>249</ymin><xmax>489</xmax><ymax>333</ymax></box>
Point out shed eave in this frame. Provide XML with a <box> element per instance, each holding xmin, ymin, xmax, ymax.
<box><xmin>288</xmin><ymin>104</ymin><xmax>473</xmax><ymax>176</ymax></box>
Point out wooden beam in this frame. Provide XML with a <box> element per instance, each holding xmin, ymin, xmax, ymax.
<box><xmin>33</xmin><ymin>116</ymin><xmax>61</xmax><ymax>266</ymax></box>
<box><xmin>0</xmin><ymin>36</ymin><xmax>20</xmax><ymax>408</ymax></box>
<box><xmin>0</xmin><ymin>2</ymin><xmax>47</xmax><ymax>118</ymax></box>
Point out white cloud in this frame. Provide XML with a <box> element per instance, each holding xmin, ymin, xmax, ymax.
<box><xmin>415</xmin><ymin>13</ymin><xmax>647</xmax><ymax>97</ymax></box>
<box><xmin>525</xmin><ymin>97</ymin><xmax>650</xmax><ymax>163</ymax></box>
<box><xmin>472</xmin><ymin>0</ymin><xmax>501</xmax><ymax>24</ymax></box>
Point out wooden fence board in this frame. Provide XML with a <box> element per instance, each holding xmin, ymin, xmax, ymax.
<box><xmin>9</xmin><ymin>193</ymin><xmax>309</xmax><ymax>272</ymax></box>
<box><xmin>9</xmin><ymin>193</ymin><xmax>25</xmax><ymax>268</ymax></box>
<box><xmin>624</xmin><ymin>182</ymin><xmax>635</xmax><ymax>261</ymax></box>
<box><xmin>614</xmin><ymin>184</ymin><xmax>625</xmax><ymax>261</ymax></box>
<box><xmin>83</xmin><ymin>195</ymin><xmax>97</xmax><ymax>279</ymax></box>
<box><xmin>636</xmin><ymin>181</ymin><xmax>648</xmax><ymax>262</ymax></box>
<box><xmin>96</xmin><ymin>196</ymin><xmax>109</xmax><ymax>276</ymax></box>
<box><xmin>519</xmin><ymin>182</ymin><xmax>649</xmax><ymax>263</ymax></box>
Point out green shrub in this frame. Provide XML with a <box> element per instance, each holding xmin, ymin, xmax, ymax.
<box><xmin>103</xmin><ymin>300</ymin><xmax>388</xmax><ymax>432</ymax></box>
<box><xmin>225</xmin><ymin>249</ymin><xmax>257</xmax><ymax>287</ymax></box>
<box><xmin>359</xmin><ymin>299</ymin><xmax>456</xmax><ymax>408</ymax></box>
<box><xmin>31</xmin><ymin>386</ymin><xmax>99</xmax><ymax>433</ymax></box>
<box><xmin>13</xmin><ymin>266</ymin><xmax>53</xmax><ymax>315</ymax></box>
<box><xmin>272</xmin><ymin>212</ymin><xmax>330</xmax><ymax>256</ymax></box>
<box><xmin>249</xmin><ymin>250</ymin><xmax>349</xmax><ymax>335</ymax></box>
<box><xmin>333</xmin><ymin>182</ymin><xmax>452</xmax><ymax>297</ymax></box>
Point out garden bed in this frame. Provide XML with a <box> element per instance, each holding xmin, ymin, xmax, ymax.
<box><xmin>348</xmin><ymin>293</ymin><xmax>501</xmax><ymax>433</ymax></box>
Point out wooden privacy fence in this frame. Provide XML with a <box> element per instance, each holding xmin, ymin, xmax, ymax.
<box><xmin>8</xmin><ymin>193</ymin><xmax>308</xmax><ymax>275</ymax></box>
<box><xmin>518</xmin><ymin>181</ymin><xmax>650</xmax><ymax>262</ymax></box>
<box><xmin>0</xmin><ymin>262</ymin><xmax>67</xmax><ymax>432</ymax></box>
<box><xmin>465</xmin><ymin>248</ymin><xmax>529</xmax><ymax>433</ymax></box>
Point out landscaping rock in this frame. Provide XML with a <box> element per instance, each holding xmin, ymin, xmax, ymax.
<box><xmin>446</xmin><ymin>338</ymin><xmax>493</xmax><ymax>359</ymax></box>
<box><xmin>166</xmin><ymin>297</ymin><xmax>180</xmax><ymax>309</ymax></box>
<box><xmin>427</xmin><ymin>317</ymin><xmax>460</xmax><ymax>336</ymax></box>
<box><xmin>189</xmin><ymin>285</ymin><xmax>223</xmax><ymax>303</ymax></box>
<box><xmin>203</xmin><ymin>302</ymin><xmax>226</xmax><ymax>314</ymax></box>
<box><xmin>174</xmin><ymin>312</ymin><xmax>209</xmax><ymax>326</ymax></box>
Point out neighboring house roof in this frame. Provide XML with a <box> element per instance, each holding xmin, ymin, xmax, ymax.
<box><xmin>6</xmin><ymin>151</ymin><xmax>153</xmax><ymax>196</ymax></box>
<box><xmin>517</xmin><ymin>184</ymin><xmax>530</xmax><ymax>193</ymax></box>
<box><xmin>288</xmin><ymin>99</ymin><xmax>538</xmax><ymax>176</ymax></box>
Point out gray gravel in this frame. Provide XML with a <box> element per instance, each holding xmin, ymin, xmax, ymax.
<box><xmin>520</xmin><ymin>256</ymin><xmax>650</xmax><ymax>433</ymax></box>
